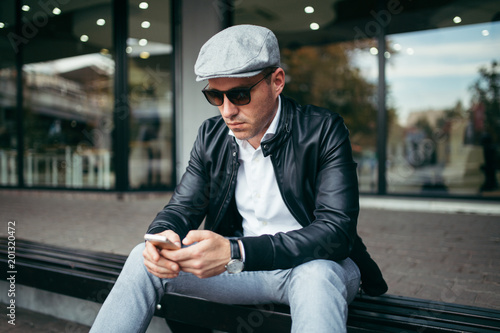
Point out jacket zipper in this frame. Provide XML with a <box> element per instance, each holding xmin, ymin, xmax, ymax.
<box><xmin>212</xmin><ymin>150</ymin><xmax>238</xmax><ymax>230</ymax></box>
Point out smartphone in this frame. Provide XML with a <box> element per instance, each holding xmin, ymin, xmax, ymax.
<box><xmin>144</xmin><ymin>234</ymin><xmax>180</xmax><ymax>250</ymax></box>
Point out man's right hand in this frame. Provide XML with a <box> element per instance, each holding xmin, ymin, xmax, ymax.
<box><xmin>143</xmin><ymin>230</ymin><xmax>182</xmax><ymax>279</ymax></box>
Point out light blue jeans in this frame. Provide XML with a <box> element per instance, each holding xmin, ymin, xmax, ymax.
<box><xmin>90</xmin><ymin>243</ymin><xmax>360</xmax><ymax>333</ymax></box>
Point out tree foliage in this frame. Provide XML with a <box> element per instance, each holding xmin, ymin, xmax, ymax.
<box><xmin>281</xmin><ymin>42</ymin><xmax>381</xmax><ymax>152</ymax></box>
<box><xmin>470</xmin><ymin>60</ymin><xmax>500</xmax><ymax>143</ymax></box>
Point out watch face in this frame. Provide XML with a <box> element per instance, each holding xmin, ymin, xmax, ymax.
<box><xmin>226</xmin><ymin>259</ymin><xmax>244</xmax><ymax>274</ymax></box>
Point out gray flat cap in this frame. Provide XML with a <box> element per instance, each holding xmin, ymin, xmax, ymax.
<box><xmin>195</xmin><ymin>24</ymin><xmax>280</xmax><ymax>82</ymax></box>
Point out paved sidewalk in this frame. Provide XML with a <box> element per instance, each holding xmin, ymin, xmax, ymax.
<box><xmin>1</xmin><ymin>189</ymin><xmax>500</xmax><ymax>330</ymax></box>
<box><xmin>0</xmin><ymin>305</ymin><xmax>90</xmax><ymax>332</ymax></box>
<box><xmin>357</xmin><ymin>206</ymin><xmax>500</xmax><ymax>310</ymax></box>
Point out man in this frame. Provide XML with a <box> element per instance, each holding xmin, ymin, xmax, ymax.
<box><xmin>91</xmin><ymin>24</ymin><xmax>386</xmax><ymax>333</ymax></box>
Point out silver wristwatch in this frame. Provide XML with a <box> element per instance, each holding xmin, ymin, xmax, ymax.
<box><xmin>225</xmin><ymin>239</ymin><xmax>244</xmax><ymax>274</ymax></box>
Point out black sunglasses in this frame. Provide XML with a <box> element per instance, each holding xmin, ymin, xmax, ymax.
<box><xmin>202</xmin><ymin>69</ymin><xmax>276</xmax><ymax>106</ymax></box>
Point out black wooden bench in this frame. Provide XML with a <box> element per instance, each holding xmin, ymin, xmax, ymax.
<box><xmin>2</xmin><ymin>237</ymin><xmax>500</xmax><ymax>332</ymax></box>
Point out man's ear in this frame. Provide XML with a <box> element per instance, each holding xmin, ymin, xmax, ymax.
<box><xmin>273</xmin><ymin>68</ymin><xmax>285</xmax><ymax>96</ymax></box>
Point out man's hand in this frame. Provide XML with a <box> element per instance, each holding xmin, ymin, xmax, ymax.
<box><xmin>143</xmin><ymin>230</ymin><xmax>182</xmax><ymax>279</ymax></box>
<box><xmin>162</xmin><ymin>230</ymin><xmax>231</xmax><ymax>279</ymax></box>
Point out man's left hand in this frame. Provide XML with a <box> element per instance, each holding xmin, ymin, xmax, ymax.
<box><xmin>160</xmin><ymin>230</ymin><xmax>231</xmax><ymax>279</ymax></box>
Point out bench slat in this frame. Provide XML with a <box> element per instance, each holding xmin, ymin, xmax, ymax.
<box><xmin>350</xmin><ymin>297</ymin><xmax>500</xmax><ymax>331</ymax></box>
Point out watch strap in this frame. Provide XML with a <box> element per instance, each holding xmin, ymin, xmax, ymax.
<box><xmin>229</xmin><ymin>239</ymin><xmax>241</xmax><ymax>260</ymax></box>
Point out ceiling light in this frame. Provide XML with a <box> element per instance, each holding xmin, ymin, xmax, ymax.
<box><xmin>393</xmin><ymin>43</ymin><xmax>402</xmax><ymax>51</ymax></box>
<box><xmin>22</xmin><ymin>5</ymin><xmax>30</xmax><ymax>12</ymax></box>
<box><xmin>310</xmin><ymin>22</ymin><xmax>320</xmax><ymax>30</ymax></box>
<box><xmin>139</xmin><ymin>39</ymin><xmax>148</xmax><ymax>46</ymax></box>
<box><xmin>80</xmin><ymin>35</ymin><xmax>89</xmax><ymax>42</ymax></box>
<box><xmin>370</xmin><ymin>47</ymin><xmax>378</xmax><ymax>55</ymax></box>
<box><xmin>482</xmin><ymin>30</ymin><xmax>490</xmax><ymax>37</ymax></box>
<box><xmin>141</xmin><ymin>21</ymin><xmax>151</xmax><ymax>28</ymax></box>
<box><xmin>384</xmin><ymin>51</ymin><xmax>391</xmax><ymax>59</ymax></box>
<box><xmin>304</xmin><ymin>6</ymin><xmax>314</xmax><ymax>14</ymax></box>
<box><xmin>0</xmin><ymin>22</ymin><xmax>5</xmax><ymax>29</ymax></box>
<box><xmin>97</xmin><ymin>19</ymin><xmax>106</xmax><ymax>26</ymax></box>
<box><xmin>52</xmin><ymin>7</ymin><xmax>61</xmax><ymax>15</ymax></box>
<box><xmin>140</xmin><ymin>51</ymin><xmax>150</xmax><ymax>59</ymax></box>
<box><xmin>453</xmin><ymin>16</ymin><xmax>462</xmax><ymax>24</ymax></box>
<box><xmin>406</xmin><ymin>48</ymin><xmax>414</xmax><ymax>55</ymax></box>
<box><xmin>139</xmin><ymin>2</ymin><xmax>149</xmax><ymax>9</ymax></box>
<box><xmin>126</xmin><ymin>46</ymin><xmax>133</xmax><ymax>54</ymax></box>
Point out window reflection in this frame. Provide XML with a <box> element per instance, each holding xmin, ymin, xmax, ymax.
<box><xmin>128</xmin><ymin>0</ymin><xmax>174</xmax><ymax>190</ymax></box>
<box><xmin>23</xmin><ymin>54</ymin><xmax>114</xmax><ymax>188</ymax></box>
<box><xmin>0</xmin><ymin>2</ymin><xmax>17</xmax><ymax>186</ymax></box>
<box><xmin>281</xmin><ymin>41</ymin><xmax>379</xmax><ymax>193</ymax></box>
<box><xmin>0</xmin><ymin>69</ymin><xmax>17</xmax><ymax>186</ymax></box>
<box><xmin>387</xmin><ymin>22</ymin><xmax>500</xmax><ymax>195</ymax></box>
<box><xmin>22</xmin><ymin>1</ymin><xmax>114</xmax><ymax>189</ymax></box>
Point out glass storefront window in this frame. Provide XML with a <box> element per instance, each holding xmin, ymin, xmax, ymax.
<box><xmin>233</xmin><ymin>0</ymin><xmax>500</xmax><ymax>199</ymax></box>
<box><xmin>0</xmin><ymin>1</ymin><xmax>17</xmax><ymax>186</ymax></box>
<box><xmin>386</xmin><ymin>22</ymin><xmax>500</xmax><ymax>196</ymax></box>
<box><xmin>21</xmin><ymin>1</ymin><xmax>114</xmax><ymax>189</ymax></box>
<box><xmin>233</xmin><ymin>0</ymin><xmax>380</xmax><ymax>192</ymax></box>
<box><xmin>128</xmin><ymin>0</ymin><xmax>174</xmax><ymax>190</ymax></box>
<box><xmin>281</xmin><ymin>41</ymin><xmax>379</xmax><ymax>193</ymax></box>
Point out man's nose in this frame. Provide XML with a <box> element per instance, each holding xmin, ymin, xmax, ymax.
<box><xmin>220</xmin><ymin>94</ymin><xmax>238</xmax><ymax>118</ymax></box>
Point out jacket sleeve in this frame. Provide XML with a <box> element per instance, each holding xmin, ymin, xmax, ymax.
<box><xmin>146</xmin><ymin>125</ymin><xmax>211</xmax><ymax>239</ymax></box>
<box><xmin>240</xmin><ymin>113</ymin><xmax>359</xmax><ymax>271</ymax></box>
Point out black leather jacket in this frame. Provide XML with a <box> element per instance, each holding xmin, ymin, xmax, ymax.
<box><xmin>148</xmin><ymin>94</ymin><xmax>387</xmax><ymax>296</ymax></box>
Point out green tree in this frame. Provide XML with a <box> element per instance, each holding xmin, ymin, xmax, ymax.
<box><xmin>470</xmin><ymin>61</ymin><xmax>500</xmax><ymax>143</ymax></box>
<box><xmin>282</xmin><ymin>43</ymin><xmax>377</xmax><ymax>144</ymax></box>
<box><xmin>470</xmin><ymin>60</ymin><xmax>500</xmax><ymax>190</ymax></box>
<box><xmin>281</xmin><ymin>41</ymin><xmax>397</xmax><ymax>155</ymax></box>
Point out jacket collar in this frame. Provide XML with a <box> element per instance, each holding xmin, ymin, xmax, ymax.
<box><xmin>261</xmin><ymin>94</ymin><xmax>293</xmax><ymax>157</ymax></box>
